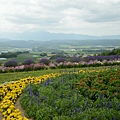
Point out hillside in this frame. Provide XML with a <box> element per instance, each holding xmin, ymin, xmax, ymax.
<box><xmin>0</xmin><ymin>39</ymin><xmax>120</xmax><ymax>48</ymax></box>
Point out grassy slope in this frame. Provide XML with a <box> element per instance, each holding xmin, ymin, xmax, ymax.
<box><xmin>0</xmin><ymin>68</ymin><xmax>82</xmax><ymax>84</ymax></box>
<box><xmin>0</xmin><ymin>66</ymin><xmax>117</xmax><ymax>84</ymax></box>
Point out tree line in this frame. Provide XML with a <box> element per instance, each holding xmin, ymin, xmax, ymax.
<box><xmin>0</xmin><ymin>51</ymin><xmax>29</xmax><ymax>58</ymax></box>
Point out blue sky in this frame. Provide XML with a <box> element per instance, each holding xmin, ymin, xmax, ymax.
<box><xmin>0</xmin><ymin>0</ymin><xmax>120</xmax><ymax>36</ymax></box>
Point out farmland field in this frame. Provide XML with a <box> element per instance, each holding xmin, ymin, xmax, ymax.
<box><xmin>0</xmin><ymin>39</ymin><xmax>120</xmax><ymax>64</ymax></box>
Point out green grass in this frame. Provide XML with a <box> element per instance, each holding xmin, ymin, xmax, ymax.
<box><xmin>0</xmin><ymin>68</ymin><xmax>82</xmax><ymax>84</ymax></box>
<box><xmin>0</xmin><ymin>66</ymin><xmax>117</xmax><ymax>84</ymax></box>
<box><xmin>14</xmin><ymin>53</ymin><xmax>35</xmax><ymax>63</ymax></box>
<box><xmin>0</xmin><ymin>52</ymin><xmax>43</xmax><ymax>65</ymax></box>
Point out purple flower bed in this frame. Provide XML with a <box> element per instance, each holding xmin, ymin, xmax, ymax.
<box><xmin>71</xmin><ymin>57</ymin><xmax>81</xmax><ymax>63</ymax></box>
<box><xmin>39</xmin><ymin>58</ymin><xmax>50</xmax><ymax>65</ymax></box>
<box><xmin>0</xmin><ymin>55</ymin><xmax>120</xmax><ymax>73</ymax></box>
<box><xmin>85</xmin><ymin>55</ymin><xmax>120</xmax><ymax>61</ymax></box>
<box><xmin>4</xmin><ymin>60</ymin><xmax>18</xmax><ymax>67</ymax></box>
<box><xmin>22</xmin><ymin>59</ymin><xmax>34</xmax><ymax>65</ymax></box>
<box><xmin>56</xmin><ymin>57</ymin><xmax>67</xmax><ymax>63</ymax></box>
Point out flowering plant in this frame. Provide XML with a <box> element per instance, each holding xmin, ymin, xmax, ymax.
<box><xmin>4</xmin><ymin>60</ymin><xmax>18</xmax><ymax>67</ymax></box>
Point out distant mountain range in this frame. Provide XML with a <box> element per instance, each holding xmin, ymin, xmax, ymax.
<box><xmin>0</xmin><ymin>31</ymin><xmax>120</xmax><ymax>41</ymax></box>
<box><xmin>0</xmin><ymin>39</ymin><xmax>120</xmax><ymax>48</ymax></box>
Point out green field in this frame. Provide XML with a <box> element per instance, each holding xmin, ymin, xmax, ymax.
<box><xmin>0</xmin><ymin>68</ymin><xmax>82</xmax><ymax>84</ymax></box>
<box><xmin>0</xmin><ymin>52</ymin><xmax>42</xmax><ymax>65</ymax></box>
<box><xmin>0</xmin><ymin>66</ymin><xmax>117</xmax><ymax>84</ymax></box>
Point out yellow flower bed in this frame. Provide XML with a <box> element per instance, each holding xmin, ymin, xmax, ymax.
<box><xmin>0</xmin><ymin>68</ymin><xmax>110</xmax><ymax>120</ymax></box>
<box><xmin>0</xmin><ymin>73</ymin><xmax>60</xmax><ymax>120</ymax></box>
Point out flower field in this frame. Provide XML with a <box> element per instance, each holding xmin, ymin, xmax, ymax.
<box><xmin>0</xmin><ymin>55</ymin><xmax>120</xmax><ymax>73</ymax></box>
<box><xmin>0</xmin><ymin>73</ymin><xmax>60</xmax><ymax>120</ymax></box>
<box><xmin>0</xmin><ymin>67</ymin><xmax>120</xmax><ymax>120</ymax></box>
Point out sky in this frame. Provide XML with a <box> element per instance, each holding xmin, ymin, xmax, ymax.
<box><xmin>0</xmin><ymin>0</ymin><xmax>120</xmax><ymax>36</ymax></box>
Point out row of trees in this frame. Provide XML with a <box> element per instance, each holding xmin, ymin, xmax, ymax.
<box><xmin>99</xmin><ymin>49</ymin><xmax>120</xmax><ymax>56</ymax></box>
<box><xmin>0</xmin><ymin>51</ymin><xmax>29</xmax><ymax>58</ymax></box>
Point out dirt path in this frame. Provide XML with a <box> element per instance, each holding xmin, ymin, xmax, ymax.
<box><xmin>15</xmin><ymin>98</ymin><xmax>27</xmax><ymax>117</ymax></box>
<box><xmin>0</xmin><ymin>112</ymin><xmax>3</xmax><ymax>120</ymax></box>
<box><xmin>15</xmin><ymin>98</ymin><xmax>32</xmax><ymax>120</ymax></box>
<box><xmin>0</xmin><ymin>101</ymin><xmax>3</xmax><ymax>120</ymax></box>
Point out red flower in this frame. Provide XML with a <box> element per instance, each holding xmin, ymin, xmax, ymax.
<box><xmin>114</xmin><ymin>77</ymin><xmax>116</xmax><ymax>80</ymax></box>
<box><xmin>98</xmin><ymin>74</ymin><xmax>100</xmax><ymax>77</ymax></box>
<box><xmin>114</xmin><ymin>92</ymin><xmax>118</xmax><ymax>96</ymax></box>
<box><xmin>92</xmin><ymin>88</ymin><xmax>95</xmax><ymax>90</ymax></box>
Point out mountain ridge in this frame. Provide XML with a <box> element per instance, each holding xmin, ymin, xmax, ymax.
<box><xmin>0</xmin><ymin>39</ymin><xmax>120</xmax><ymax>48</ymax></box>
<box><xmin>0</xmin><ymin>31</ymin><xmax>120</xmax><ymax>41</ymax></box>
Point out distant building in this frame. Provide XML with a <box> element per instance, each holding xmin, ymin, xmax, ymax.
<box><xmin>82</xmin><ymin>54</ymin><xmax>88</xmax><ymax>58</ymax></box>
<box><xmin>1</xmin><ymin>51</ymin><xmax>8</xmax><ymax>53</ymax></box>
<box><xmin>0</xmin><ymin>58</ymin><xmax>7</xmax><ymax>60</ymax></box>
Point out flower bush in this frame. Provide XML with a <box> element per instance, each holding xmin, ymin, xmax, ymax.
<box><xmin>0</xmin><ymin>55</ymin><xmax>120</xmax><ymax>73</ymax></box>
<box><xmin>22</xmin><ymin>59</ymin><xmax>34</xmax><ymax>65</ymax></box>
<box><xmin>49</xmin><ymin>63</ymin><xmax>57</xmax><ymax>69</ymax></box>
<box><xmin>85</xmin><ymin>55</ymin><xmax>120</xmax><ymax>61</ymax></box>
<box><xmin>71</xmin><ymin>57</ymin><xmax>81</xmax><ymax>63</ymax></box>
<box><xmin>33</xmin><ymin>63</ymin><xmax>45</xmax><ymax>70</ymax></box>
<box><xmin>56</xmin><ymin>57</ymin><xmax>67</xmax><ymax>63</ymax></box>
<box><xmin>18</xmin><ymin>67</ymin><xmax>120</xmax><ymax>119</ymax></box>
<box><xmin>4</xmin><ymin>60</ymin><xmax>18</xmax><ymax>67</ymax></box>
<box><xmin>14</xmin><ymin>65</ymin><xmax>24</xmax><ymax>72</ymax></box>
<box><xmin>39</xmin><ymin>58</ymin><xmax>50</xmax><ymax>65</ymax></box>
<box><xmin>0</xmin><ymin>59</ymin><xmax>120</xmax><ymax>73</ymax></box>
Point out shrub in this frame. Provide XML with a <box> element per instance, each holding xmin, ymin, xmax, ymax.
<box><xmin>56</xmin><ymin>57</ymin><xmax>67</xmax><ymax>63</ymax></box>
<box><xmin>22</xmin><ymin>59</ymin><xmax>34</xmax><ymax>65</ymax></box>
<box><xmin>49</xmin><ymin>63</ymin><xmax>56</xmax><ymax>69</ymax></box>
<box><xmin>4</xmin><ymin>60</ymin><xmax>18</xmax><ymax>67</ymax></box>
<box><xmin>15</xmin><ymin>65</ymin><xmax>24</xmax><ymax>72</ymax></box>
<box><xmin>34</xmin><ymin>63</ymin><xmax>45</xmax><ymax>70</ymax></box>
<box><xmin>0</xmin><ymin>62</ymin><xmax>2</xmax><ymax>66</ymax></box>
<box><xmin>39</xmin><ymin>58</ymin><xmax>50</xmax><ymax>65</ymax></box>
<box><xmin>24</xmin><ymin>65</ymin><xmax>34</xmax><ymax>71</ymax></box>
<box><xmin>71</xmin><ymin>57</ymin><xmax>81</xmax><ymax>63</ymax></box>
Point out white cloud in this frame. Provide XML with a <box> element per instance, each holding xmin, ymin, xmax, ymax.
<box><xmin>0</xmin><ymin>0</ymin><xmax>120</xmax><ymax>35</ymax></box>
